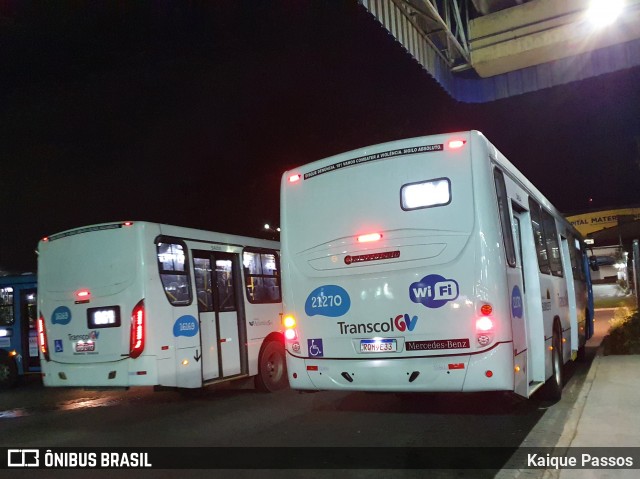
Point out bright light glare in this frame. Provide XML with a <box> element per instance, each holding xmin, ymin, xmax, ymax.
<box><xmin>587</xmin><ymin>0</ymin><xmax>624</xmax><ymax>27</ymax></box>
<box><xmin>284</xmin><ymin>329</ymin><xmax>297</xmax><ymax>340</ymax></box>
<box><xmin>283</xmin><ymin>315</ymin><xmax>296</xmax><ymax>328</ymax></box>
<box><xmin>476</xmin><ymin>317</ymin><xmax>494</xmax><ymax>332</ymax></box>
<box><xmin>402</xmin><ymin>179</ymin><xmax>450</xmax><ymax>209</ymax></box>
<box><xmin>357</xmin><ymin>233</ymin><xmax>382</xmax><ymax>243</ymax></box>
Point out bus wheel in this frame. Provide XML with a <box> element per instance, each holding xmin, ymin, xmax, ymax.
<box><xmin>0</xmin><ymin>357</ymin><xmax>18</xmax><ymax>389</ymax></box>
<box><xmin>545</xmin><ymin>328</ymin><xmax>564</xmax><ymax>402</ymax></box>
<box><xmin>255</xmin><ymin>340</ymin><xmax>288</xmax><ymax>393</ymax></box>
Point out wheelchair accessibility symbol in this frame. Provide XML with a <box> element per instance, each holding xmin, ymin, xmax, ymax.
<box><xmin>307</xmin><ymin>339</ymin><xmax>324</xmax><ymax>358</ymax></box>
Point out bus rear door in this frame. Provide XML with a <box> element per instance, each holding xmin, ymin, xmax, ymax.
<box><xmin>193</xmin><ymin>250</ymin><xmax>245</xmax><ymax>383</ymax></box>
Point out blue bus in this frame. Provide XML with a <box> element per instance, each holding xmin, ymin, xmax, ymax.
<box><xmin>0</xmin><ymin>273</ymin><xmax>39</xmax><ymax>387</ymax></box>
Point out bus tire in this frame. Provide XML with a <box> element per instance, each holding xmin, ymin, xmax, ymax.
<box><xmin>545</xmin><ymin>327</ymin><xmax>564</xmax><ymax>402</ymax></box>
<box><xmin>0</xmin><ymin>356</ymin><xmax>18</xmax><ymax>389</ymax></box>
<box><xmin>255</xmin><ymin>340</ymin><xmax>288</xmax><ymax>393</ymax></box>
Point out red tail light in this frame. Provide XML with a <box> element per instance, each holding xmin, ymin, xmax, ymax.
<box><xmin>357</xmin><ymin>232</ymin><xmax>382</xmax><ymax>243</ymax></box>
<box><xmin>75</xmin><ymin>289</ymin><xmax>91</xmax><ymax>303</ymax></box>
<box><xmin>476</xmin><ymin>308</ymin><xmax>494</xmax><ymax>347</ymax></box>
<box><xmin>129</xmin><ymin>300</ymin><xmax>145</xmax><ymax>359</ymax></box>
<box><xmin>37</xmin><ymin>314</ymin><xmax>50</xmax><ymax>361</ymax></box>
<box><xmin>448</xmin><ymin>139</ymin><xmax>466</xmax><ymax>149</ymax></box>
<box><xmin>476</xmin><ymin>316</ymin><xmax>494</xmax><ymax>331</ymax></box>
<box><xmin>288</xmin><ymin>174</ymin><xmax>301</xmax><ymax>183</ymax></box>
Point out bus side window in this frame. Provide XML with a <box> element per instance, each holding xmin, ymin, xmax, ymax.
<box><xmin>568</xmin><ymin>236</ymin><xmax>585</xmax><ymax>282</ymax></box>
<box><xmin>156</xmin><ymin>241</ymin><xmax>192</xmax><ymax>306</ymax></box>
<box><xmin>529</xmin><ymin>199</ymin><xmax>551</xmax><ymax>274</ymax></box>
<box><xmin>193</xmin><ymin>257</ymin><xmax>213</xmax><ymax>312</ymax></box>
<box><xmin>242</xmin><ymin>249</ymin><xmax>281</xmax><ymax>304</ymax></box>
<box><xmin>493</xmin><ymin>168</ymin><xmax>516</xmax><ymax>267</ymax></box>
<box><xmin>542</xmin><ymin>210</ymin><xmax>563</xmax><ymax>277</ymax></box>
<box><xmin>0</xmin><ymin>287</ymin><xmax>14</xmax><ymax>326</ymax></box>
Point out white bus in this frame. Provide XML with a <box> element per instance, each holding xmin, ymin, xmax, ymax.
<box><xmin>37</xmin><ymin>221</ymin><xmax>288</xmax><ymax>392</ymax></box>
<box><xmin>280</xmin><ymin>131</ymin><xmax>593</xmax><ymax>399</ymax></box>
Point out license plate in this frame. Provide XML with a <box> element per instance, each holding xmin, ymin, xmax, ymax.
<box><xmin>75</xmin><ymin>342</ymin><xmax>95</xmax><ymax>352</ymax></box>
<box><xmin>360</xmin><ymin>338</ymin><xmax>397</xmax><ymax>353</ymax></box>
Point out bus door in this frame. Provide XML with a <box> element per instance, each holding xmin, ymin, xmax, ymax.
<box><xmin>20</xmin><ymin>288</ymin><xmax>39</xmax><ymax>371</ymax></box>
<box><xmin>193</xmin><ymin>251</ymin><xmax>243</xmax><ymax>382</ymax></box>
<box><xmin>510</xmin><ymin>207</ymin><xmax>530</xmax><ymax>397</ymax></box>
<box><xmin>560</xmin><ymin>236</ymin><xmax>578</xmax><ymax>358</ymax></box>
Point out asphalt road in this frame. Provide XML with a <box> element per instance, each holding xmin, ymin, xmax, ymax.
<box><xmin>0</xmin><ymin>310</ymin><xmax>613</xmax><ymax>479</ymax></box>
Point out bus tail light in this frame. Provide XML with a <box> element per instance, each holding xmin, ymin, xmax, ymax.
<box><xmin>476</xmin><ymin>316</ymin><xmax>493</xmax><ymax>331</ymax></box>
<box><xmin>357</xmin><ymin>233</ymin><xmax>382</xmax><ymax>243</ymax></box>
<box><xmin>288</xmin><ymin>174</ymin><xmax>301</xmax><ymax>183</ymax></box>
<box><xmin>37</xmin><ymin>314</ymin><xmax>50</xmax><ymax>361</ymax></box>
<box><xmin>129</xmin><ymin>300</ymin><xmax>145</xmax><ymax>359</ymax></box>
<box><xmin>284</xmin><ymin>329</ymin><xmax>297</xmax><ymax>341</ymax></box>
<box><xmin>448</xmin><ymin>139</ymin><xmax>466</xmax><ymax>149</ymax></box>
<box><xmin>476</xmin><ymin>312</ymin><xmax>494</xmax><ymax>347</ymax></box>
<box><xmin>75</xmin><ymin>289</ymin><xmax>91</xmax><ymax>304</ymax></box>
<box><xmin>283</xmin><ymin>314</ymin><xmax>298</xmax><ymax>341</ymax></box>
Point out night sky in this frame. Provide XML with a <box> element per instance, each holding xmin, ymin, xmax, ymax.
<box><xmin>2</xmin><ymin>0</ymin><xmax>639</xmax><ymax>273</ymax></box>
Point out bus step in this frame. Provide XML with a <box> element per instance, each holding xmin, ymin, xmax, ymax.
<box><xmin>528</xmin><ymin>381</ymin><xmax>545</xmax><ymax>395</ymax></box>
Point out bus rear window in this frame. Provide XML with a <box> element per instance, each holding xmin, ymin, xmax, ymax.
<box><xmin>243</xmin><ymin>249</ymin><xmax>281</xmax><ymax>304</ymax></box>
<box><xmin>400</xmin><ymin>178</ymin><xmax>451</xmax><ymax>210</ymax></box>
<box><xmin>157</xmin><ymin>241</ymin><xmax>192</xmax><ymax>306</ymax></box>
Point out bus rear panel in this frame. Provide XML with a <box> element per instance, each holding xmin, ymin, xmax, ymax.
<box><xmin>281</xmin><ymin>131</ymin><xmax>516</xmax><ymax>393</ymax></box>
<box><xmin>38</xmin><ymin>222</ymin><xmax>154</xmax><ymax>387</ymax></box>
<box><xmin>38</xmin><ymin>221</ymin><xmax>287</xmax><ymax>391</ymax></box>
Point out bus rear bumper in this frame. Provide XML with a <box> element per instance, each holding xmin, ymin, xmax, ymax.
<box><xmin>41</xmin><ymin>357</ymin><xmax>158</xmax><ymax>388</ymax></box>
<box><xmin>286</xmin><ymin>342</ymin><xmax>515</xmax><ymax>392</ymax></box>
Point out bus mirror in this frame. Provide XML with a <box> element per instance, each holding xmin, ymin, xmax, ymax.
<box><xmin>589</xmin><ymin>255</ymin><xmax>600</xmax><ymax>272</ymax></box>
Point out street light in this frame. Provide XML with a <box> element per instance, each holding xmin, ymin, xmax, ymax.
<box><xmin>586</xmin><ymin>0</ymin><xmax>625</xmax><ymax>28</ymax></box>
<box><xmin>263</xmin><ymin>224</ymin><xmax>280</xmax><ymax>238</ymax></box>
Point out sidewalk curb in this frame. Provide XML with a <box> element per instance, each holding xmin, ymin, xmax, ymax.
<box><xmin>539</xmin><ymin>347</ymin><xmax>604</xmax><ymax>479</ymax></box>
<box><xmin>495</xmin><ymin>346</ymin><xmax>605</xmax><ymax>479</ymax></box>
<box><xmin>556</xmin><ymin>347</ymin><xmax>603</xmax><ymax>448</ymax></box>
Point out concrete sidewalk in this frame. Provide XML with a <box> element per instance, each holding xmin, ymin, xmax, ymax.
<box><xmin>496</xmin><ymin>308</ymin><xmax>640</xmax><ymax>479</ymax></box>
<box><xmin>554</xmin><ymin>353</ymin><xmax>640</xmax><ymax>479</ymax></box>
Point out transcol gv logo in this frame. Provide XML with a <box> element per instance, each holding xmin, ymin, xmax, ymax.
<box><xmin>337</xmin><ymin>313</ymin><xmax>418</xmax><ymax>335</ymax></box>
<box><xmin>394</xmin><ymin>313</ymin><xmax>418</xmax><ymax>332</ymax></box>
<box><xmin>410</xmin><ymin>274</ymin><xmax>459</xmax><ymax>309</ymax></box>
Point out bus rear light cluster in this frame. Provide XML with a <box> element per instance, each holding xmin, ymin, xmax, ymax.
<box><xmin>37</xmin><ymin>314</ymin><xmax>50</xmax><ymax>361</ymax></box>
<box><xmin>283</xmin><ymin>314</ymin><xmax>298</xmax><ymax>341</ymax></box>
<box><xmin>476</xmin><ymin>306</ymin><xmax>494</xmax><ymax>346</ymax></box>
<box><xmin>129</xmin><ymin>300</ymin><xmax>145</xmax><ymax>359</ymax></box>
